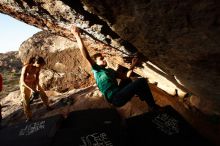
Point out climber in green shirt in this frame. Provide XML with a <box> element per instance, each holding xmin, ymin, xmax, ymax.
<box><xmin>72</xmin><ymin>26</ymin><xmax>160</xmax><ymax>110</ymax></box>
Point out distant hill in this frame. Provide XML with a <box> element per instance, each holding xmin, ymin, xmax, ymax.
<box><xmin>0</xmin><ymin>51</ymin><xmax>22</xmax><ymax>99</ymax></box>
<box><xmin>0</xmin><ymin>51</ymin><xmax>22</xmax><ymax>72</ymax></box>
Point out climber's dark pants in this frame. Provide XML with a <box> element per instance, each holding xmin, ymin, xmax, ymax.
<box><xmin>111</xmin><ymin>78</ymin><xmax>157</xmax><ymax>107</ymax></box>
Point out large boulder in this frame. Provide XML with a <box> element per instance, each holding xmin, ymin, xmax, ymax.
<box><xmin>19</xmin><ymin>31</ymin><xmax>95</xmax><ymax>92</ymax></box>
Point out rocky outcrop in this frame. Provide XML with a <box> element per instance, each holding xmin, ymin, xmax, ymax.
<box><xmin>0</xmin><ymin>0</ymin><xmax>220</xmax><ymax>115</ymax></box>
<box><xmin>81</xmin><ymin>0</ymin><xmax>220</xmax><ymax>115</ymax></box>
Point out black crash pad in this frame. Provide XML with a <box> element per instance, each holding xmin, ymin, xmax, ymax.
<box><xmin>125</xmin><ymin>105</ymin><xmax>213</xmax><ymax>146</ymax></box>
<box><xmin>51</xmin><ymin>108</ymin><xmax>125</xmax><ymax>146</ymax></box>
<box><xmin>0</xmin><ymin>114</ymin><xmax>63</xmax><ymax>146</ymax></box>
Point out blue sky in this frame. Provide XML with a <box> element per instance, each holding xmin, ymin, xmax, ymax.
<box><xmin>0</xmin><ymin>13</ymin><xmax>41</xmax><ymax>53</ymax></box>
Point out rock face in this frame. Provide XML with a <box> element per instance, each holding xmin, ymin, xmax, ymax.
<box><xmin>0</xmin><ymin>0</ymin><xmax>220</xmax><ymax>114</ymax></box>
<box><xmin>81</xmin><ymin>0</ymin><xmax>220</xmax><ymax>114</ymax></box>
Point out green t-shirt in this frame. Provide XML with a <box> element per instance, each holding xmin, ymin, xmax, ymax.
<box><xmin>92</xmin><ymin>64</ymin><xmax>119</xmax><ymax>101</ymax></box>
